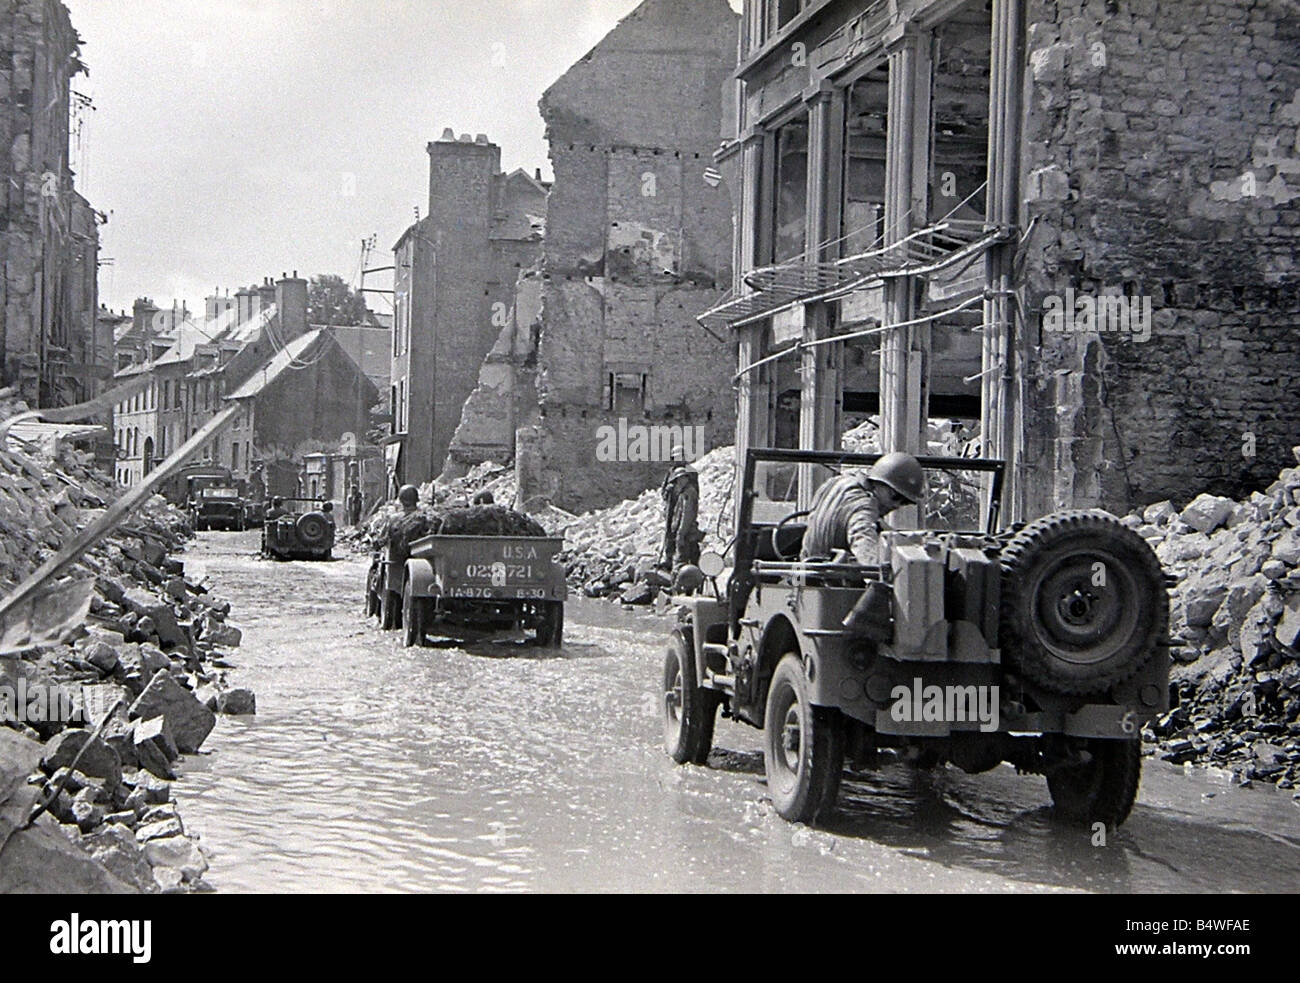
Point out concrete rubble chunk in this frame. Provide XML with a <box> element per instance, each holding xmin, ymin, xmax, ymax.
<box><xmin>80</xmin><ymin>824</ymin><xmax>157</xmax><ymax>893</ymax></box>
<box><xmin>39</xmin><ymin>729</ymin><xmax>123</xmax><ymax>791</ymax></box>
<box><xmin>1180</xmin><ymin>493</ymin><xmax>1236</xmax><ymax>534</ymax></box>
<box><xmin>121</xmin><ymin>587</ymin><xmax>186</xmax><ymax>648</ymax></box>
<box><xmin>135</xmin><ymin>816</ymin><xmax>183</xmax><ymax>843</ymax></box>
<box><xmin>142</xmin><ymin>835</ymin><xmax>209</xmax><ymax>883</ymax></box>
<box><xmin>217</xmin><ymin>688</ymin><xmax>256</xmax><ymax>715</ymax></box>
<box><xmin>128</xmin><ymin>672</ymin><xmax>215</xmax><ymax>754</ymax></box>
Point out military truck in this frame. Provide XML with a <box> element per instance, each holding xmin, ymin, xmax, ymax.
<box><xmin>663</xmin><ymin>447</ymin><xmax>1173</xmax><ymax>829</ymax></box>
<box><xmin>191</xmin><ymin>485</ymin><xmax>246</xmax><ymax>531</ymax></box>
<box><xmin>366</xmin><ymin>507</ymin><xmax>566</xmax><ymax>648</ymax></box>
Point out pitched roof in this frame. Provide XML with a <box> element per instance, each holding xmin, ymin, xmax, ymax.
<box><xmin>225</xmin><ymin>329</ymin><xmax>326</xmax><ymax>400</ymax></box>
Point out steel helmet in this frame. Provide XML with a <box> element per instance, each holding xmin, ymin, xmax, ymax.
<box><xmin>673</xmin><ymin>565</ymin><xmax>705</xmax><ymax>594</ymax></box>
<box><xmin>868</xmin><ymin>452</ymin><xmax>924</xmax><ymax>504</ymax></box>
<box><xmin>397</xmin><ymin>484</ymin><xmax>419</xmax><ymax>508</ymax></box>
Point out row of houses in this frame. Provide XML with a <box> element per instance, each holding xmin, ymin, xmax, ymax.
<box><xmin>108</xmin><ymin>274</ymin><xmax>381</xmax><ymax>501</ymax></box>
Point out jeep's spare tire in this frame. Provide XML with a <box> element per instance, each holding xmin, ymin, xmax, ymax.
<box><xmin>296</xmin><ymin>512</ymin><xmax>330</xmax><ymax>545</ymax></box>
<box><xmin>999</xmin><ymin>510</ymin><xmax>1167</xmax><ymax>696</ymax></box>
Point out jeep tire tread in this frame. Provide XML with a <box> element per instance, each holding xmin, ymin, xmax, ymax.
<box><xmin>663</xmin><ymin>628</ymin><xmax>718</xmax><ymax>765</ymax></box>
<box><xmin>1000</xmin><ymin>510</ymin><xmax>1167</xmax><ymax>696</ymax></box>
<box><xmin>763</xmin><ymin>653</ymin><xmax>844</xmax><ymax>825</ymax></box>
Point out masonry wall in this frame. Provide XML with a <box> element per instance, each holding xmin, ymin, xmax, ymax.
<box><xmin>0</xmin><ymin>0</ymin><xmax>97</xmax><ymax>408</ymax></box>
<box><xmin>1020</xmin><ymin>0</ymin><xmax>1300</xmax><ymax>516</ymax></box>
<box><xmin>394</xmin><ymin>139</ymin><xmax>546</xmax><ymax>487</ymax></box>
<box><xmin>251</xmin><ymin>340</ymin><xmax>378</xmax><ymax>468</ymax></box>
<box><xmin>533</xmin><ymin>0</ymin><xmax>740</xmax><ymax>512</ymax></box>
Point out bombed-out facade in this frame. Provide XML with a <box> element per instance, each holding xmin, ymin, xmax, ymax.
<box><xmin>524</xmin><ymin>0</ymin><xmax>742</xmax><ymax>513</ymax></box>
<box><xmin>705</xmin><ymin>0</ymin><xmax>1300</xmax><ymax>519</ymax></box>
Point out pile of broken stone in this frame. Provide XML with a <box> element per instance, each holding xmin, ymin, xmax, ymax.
<box><xmin>0</xmin><ymin>400</ymin><xmax>255</xmax><ymax>892</ymax></box>
<box><xmin>1124</xmin><ymin>449</ymin><xmax>1300</xmax><ymax>793</ymax></box>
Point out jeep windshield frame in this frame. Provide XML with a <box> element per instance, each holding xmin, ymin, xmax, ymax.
<box><xmin>730</xmin><ymin>448</ymin><xmax>1005</xmax><ymax>628</ymax></box>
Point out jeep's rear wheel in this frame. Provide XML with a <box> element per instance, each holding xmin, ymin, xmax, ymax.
<box><xmin>663</xmin><ymin>629</ymin><xmax>717</xmax><ymax>765</ymax></box>
<box><xmin>1047</xmin><ymin>738</ymin><xmax>1142</xmax><ymax>828</ymax></box>
<box><xmin>1000</xmin><ymin>511</ymin><xmax>1167</xmax><ymax>696</ymax></box>
<box><xmin>763</xmin><ymin>653</ymin><xmax>844</xmax><ymax>824</ymax></box>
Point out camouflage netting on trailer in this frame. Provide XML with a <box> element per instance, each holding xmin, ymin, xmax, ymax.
<box><xmin>371</xmin><ymin>504</ymin><xmax>547</xmax><ymax>559</ymax></box>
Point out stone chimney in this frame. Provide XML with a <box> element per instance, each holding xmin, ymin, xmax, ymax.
<box><xmin>258</xmin><ymin>277</ymin><xmax>277</xmax><ymax>312</ymax></box>
<box><xmin>235</xmin><ymin>287</ymin><xmax>254</xmax><ymax>325</ymax></box>
<box><xmin>275</xmin><ymin>271</ymin><xmax>309</xmax><ymax>342</ymax></box>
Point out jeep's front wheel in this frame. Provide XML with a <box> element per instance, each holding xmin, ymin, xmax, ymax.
<box><xmin>764</xmin><ymin>653</ymin><xmax>844</xmax><ymax>825</ymax></box>
<box><xmin>663</xmin><ymin>629</ymin><xmax>717</xmax><ymax>765</ymax></box>
<box><xmin>1047</xmin><ymin>738</ymin><xmax>1142</xmax><ymax>828</ymax></box>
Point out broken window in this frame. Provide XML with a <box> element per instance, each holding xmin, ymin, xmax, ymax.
<box><xmin>770</xmin><ymin>114</ymin><xmax>809</xmax><ymax>263</ymax></box>
<box><xmin>603</xmin><ymin>371</ymin><xmax>649</xmax><ymax>415</ymax></box>
<box><xmin>842</xmin><ymin>69</ymin><xmax>889</xmax><ymax>257</ymax></box>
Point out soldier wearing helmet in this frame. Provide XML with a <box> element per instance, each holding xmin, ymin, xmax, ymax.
<box><xmin>660</xmin><ymin>443</ymin><xmax>703</xmax><ymax>572</ymax></box>
<box><xmin>800</xmin><ymin>451</ymin><xmax>924</xmax><ymax>565</ymax></box>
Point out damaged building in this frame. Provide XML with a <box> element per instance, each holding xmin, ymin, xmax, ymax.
<box><xmin>702</xmin><ymin>0</ymin><xmax>1300</xmax><ymax>519</ymax></box>
<box><xmin>0</xmin><ymin>0</ymin><xmax>104</xmax><ymax>408</ymax></box>
<box><xmin>519</xmin><ymin>0</ymin><xmax>742</xmax><ymax>513</ymax></box>
<box><xmin>389</xmin><ymin>131</ymin><xmax>548</xmax><ymax>487</ymax></box>
<box><xmin>112</xmin><ymin>274</ymin><xmax>378</xmax><ymax>495</ymax></box>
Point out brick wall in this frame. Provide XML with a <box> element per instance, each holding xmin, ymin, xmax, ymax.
<box><xmin>533</xmin><ymin>0</ymin><xmax>740</xmax><ymax>512</ymax></box>
<box><xmin>1020</xmin><ymin>0</ymin><xmax>1300</xmax><ymax>515</ymax></box>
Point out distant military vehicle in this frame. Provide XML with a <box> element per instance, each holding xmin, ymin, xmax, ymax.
<box><xmin>262</xmin><ymin>498</ymin><xmax>335</xmax><ymax>561</ymax></box>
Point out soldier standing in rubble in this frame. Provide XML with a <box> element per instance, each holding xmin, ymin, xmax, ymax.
<box><xmin>347</xmin><ymin>484</ymin><xmax>363</xmax><ymax>527</ymax></box>
<box><xmin>660</xmin><ymin>445</ymin><xmax>702</xmax><ymax>572</ymax></box>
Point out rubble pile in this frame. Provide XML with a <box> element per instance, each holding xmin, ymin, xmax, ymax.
<box><xmin>0</xmin><ymin>394</ymin><xmax>254</xmax><ymax>892</ymax></box>
<box><xmin>1122</xmin><ymin>449</ymin><xmax>1300</xmax><ymax>789</ymax></box>
<box><xmin>558</xmin><ymin>444</ymin><xmax>736</xmax><ymax>597</ymax></box>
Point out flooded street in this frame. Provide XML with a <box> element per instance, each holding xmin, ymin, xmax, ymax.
<box><xmin>172</xmin><ymin>532</ymin><xmax>1300</xmax><ymax>893</ymax></box>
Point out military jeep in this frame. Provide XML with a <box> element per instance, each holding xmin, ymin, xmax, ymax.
<box><xmin>262</xmin><ymin>498</ymin><xmax>335</xmax><ymax>561</ymax></box>
<box><xmin>663</xmin><ymin>448</ymin><xmax>1173</xmax><ymax>829</ymax></box>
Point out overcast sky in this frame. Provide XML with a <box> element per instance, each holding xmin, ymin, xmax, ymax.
<box><xmin>65</xmin><ymin>0</ymin><xmax>741</xmax><ymax>317</ymax></box>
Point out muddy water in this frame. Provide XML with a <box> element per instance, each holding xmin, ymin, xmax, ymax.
<box><xmin>174</xmin><ymin>532</ymin><xmax>1300</xmax><ymax>893</ymax></box>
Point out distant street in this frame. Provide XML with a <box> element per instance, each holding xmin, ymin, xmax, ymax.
<box><xmin>169</xmin><ymin>531</ymin><xmax>1300</xmax><ymax>893</ymax></box>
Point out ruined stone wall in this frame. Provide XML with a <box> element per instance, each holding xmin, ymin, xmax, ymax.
<box><xmin>0</xmin><ymin>0</ymin><xmax>94</xmax><ymax>407</ymax></box>
<box><xmin>534</xmin><ymin>0</ymin><xmax>740</xmax><ymax>512</ymax></box>
<box><xmin>1020</xmin><ymin>0</ymin><xmax>1300</xmax><ymax>516</ymax></box>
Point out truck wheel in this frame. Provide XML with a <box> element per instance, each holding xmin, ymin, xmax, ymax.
<box><xmin>536</xmin><ymin>601</ymin><xmax>564</xmax><ymax>647</ymax></box>
<box><xmin>380</xmin><ymin>589</ymin><xmax>401</xmax><ymax>631</ymax></box>
<box><xmin>764</xmin><ymin>653</ymin><xmax>844</xmax><ymax>825</ymax></box>
<box><xmin>402</xmin><ymin>579</ymin><xmax>426</xmax><ymax>647</ymax></box>
<box><xmin>1000</xmin><ymin>510</ymin><xmax>1167</xmax><ymax>696</ymax></box>
<box><xmin>663</xmin><ymin>629</ymin><xmax>717</xmax><ymax>765</ymax></box>
<box><xmin>1047</xmin><ymin>738</ymin><xmax>1142</xmax><ymax>828</ymax></box>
